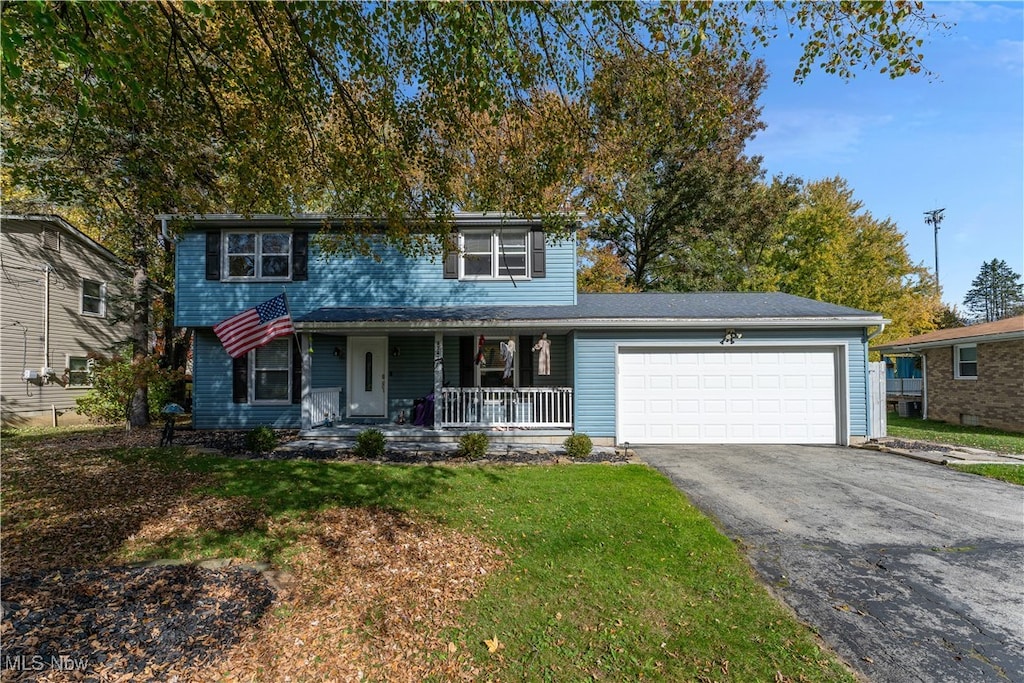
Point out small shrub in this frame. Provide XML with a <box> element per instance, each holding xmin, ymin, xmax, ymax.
<box><xmin>245</xmin><ymin>425</ymin><xmax>278</xmax><ymax>454</ymax></box>
<box><xmin>563</xmin><ymin>433</ymin><xmax>593</xmax><ymax>458</ymax></box>
<box><xmin>457</xmin><ymin>432</ymin><xmax>490</xmax><ymax>459</ymax></box>
<box><xmin>355</xmin><ymin>428</ymin><xmax>387</xmax><ymax>458</ymax></box>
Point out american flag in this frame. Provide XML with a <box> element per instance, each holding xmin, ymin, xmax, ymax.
<box><xmin>213</xmin><ymin>293</ymin><xmax>295</xmax><ymax>358</ymax></box>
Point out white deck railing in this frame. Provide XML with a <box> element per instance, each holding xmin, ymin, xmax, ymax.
<box><xmin>304</xmin><ymin>386</ymin><xmax>343</xmax><ymax>429</ymax></box>
<box><xmin>438</xmin><ymin>387</ymin><xmax>573</xmax><ymax>428</ymax></box>
<box><xmin>886</xmin><ymin>378</ymin><xmax>923</xmax><ymax>396</ymax></box>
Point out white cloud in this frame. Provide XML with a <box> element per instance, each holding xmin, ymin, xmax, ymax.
<box><xmin>748</xmin><ymin>110</ymin><xmax>894</xmax><ymax>165</ymax></box>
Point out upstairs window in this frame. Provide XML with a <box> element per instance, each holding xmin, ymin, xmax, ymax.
<box><xmin>224</xmin><ymin>231</ymin><xmax>291</xmax><ymax>280</ymax></box>
<box><xmin>954</xmin><ymin>344</ymin><xmax>977</xmax><ymax>379</ymax></box>
<box><xmin>460</xmin><ymin>229</ymin><xmax>529</xmax><ymax>279</ymax></box>
<box><xmin>81</xmin><ymin>279</ymin><xmax>105</xmax><ymax>317</ymax></box>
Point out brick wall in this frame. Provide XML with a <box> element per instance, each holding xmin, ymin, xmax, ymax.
<box><xmin>923</xmin><ymin>339</ymin><xmax>1024</xmax><ymax>433</ymax></box>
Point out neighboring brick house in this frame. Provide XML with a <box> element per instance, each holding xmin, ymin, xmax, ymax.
<box><xmin>874</xmin><ymin>316</ymin><xmax>1024</xmax><ymax>433</ymax></box>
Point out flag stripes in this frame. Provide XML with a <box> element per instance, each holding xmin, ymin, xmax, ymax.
<box><xmin>213</xmin><ymin>293</ymin><xmax>295</xmax><ymax>358</ymax></box>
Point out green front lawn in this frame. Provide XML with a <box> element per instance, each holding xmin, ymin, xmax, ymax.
<box><xmin>948</xmin><ymin>464</ymin><xmax>1024</xmax><ymax>486</ymax></box>
<box><xmin>2</xmin><ymin>437</ymin><xmax>854</xmax><ymax>681</ymax></box>
<box><xmin>887</xmin><ymin>414</ymin><xmax>1024</xmax><ymax>455</ymax></box>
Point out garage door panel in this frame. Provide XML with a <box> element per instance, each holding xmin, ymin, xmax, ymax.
<box><xmin>618</xmin><ymin>348</ymin><xmax>838</xmax><ymax>445</ymax></box>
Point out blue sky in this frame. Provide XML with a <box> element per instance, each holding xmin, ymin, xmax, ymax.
<box><xmin>744</xmin><ymin>1</ymin><xmax>1023</xmax><ymax>312</ymax></box>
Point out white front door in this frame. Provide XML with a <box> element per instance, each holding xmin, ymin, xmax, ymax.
<box><xmin>347</xmin><ymin>336</ymin><xmax>388</xmax><ymax>417</ymax></box>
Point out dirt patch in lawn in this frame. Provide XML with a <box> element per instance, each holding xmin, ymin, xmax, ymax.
<box><xmin>1</xmin><ymin>433</ymin><xmax>505</xmax><ymax>681</ymax></box>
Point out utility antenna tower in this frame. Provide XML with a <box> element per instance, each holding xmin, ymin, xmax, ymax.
<box><xmin>924</xmin><ymin>208</ymin><xmax>945</xmax><ymax>292</ymax></box>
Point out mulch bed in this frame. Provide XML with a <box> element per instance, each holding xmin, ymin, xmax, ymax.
<box><xmin>1</xmin><ymin>565</ymin><xmax>274</xmax><ymax>682</ymax></box>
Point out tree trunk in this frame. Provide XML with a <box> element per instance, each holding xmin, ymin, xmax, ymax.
<box><xmin>128</xmin><ymin>259</ymin><xmax>150</xmax><ymax>429</ymax></box>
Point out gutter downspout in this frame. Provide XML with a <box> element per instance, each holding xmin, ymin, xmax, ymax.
<box><xmin>42</xmin><ymin>264</ymin><xmax>51</xmax><ymax>375</ymax></box>
<box><xmin>866</xmin><ymin>323</ymin><xmax>886</xmax><ymax>342</ymax></box>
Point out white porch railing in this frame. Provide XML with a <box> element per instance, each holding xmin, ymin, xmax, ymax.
<box><xmin>886</xmin><ymin>378</ymin><xmax>923</xmax><ymax>396</ymax></box>
<box><xmin>438</xmin><ymin>387</ymin><xmax>573</xmax><ymax>428</ymax></box>
<box><xmin>304</xmin><ymin>386</ymin><xmax>343</xmax><ymax>429</ymax></box>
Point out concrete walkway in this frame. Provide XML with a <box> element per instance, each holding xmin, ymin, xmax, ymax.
<box><xmin>639</xmin><ymin>444</ymin><xmax>1024</xmax><ymax>683</ymax></box>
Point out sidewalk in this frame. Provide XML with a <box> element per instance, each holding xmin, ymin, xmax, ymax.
<box><xmin>860</xmin><ymin>437</ymin><xmax>1024</xmax><ymax>466</ymax></box>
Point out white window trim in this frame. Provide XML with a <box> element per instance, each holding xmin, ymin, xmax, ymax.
<box><xmin>223</xmin><ymin>230</ymin><xmax>293</xmax><ymax>282</ymax></box>
<box><xmin>458</xmin><ymin>229</ymin><xmax>531</xmax><ymax>281</ymax></box>
<box><xmin>65</xmin><ymin>354</ymin><xmax>94</xmax><ymax>388</ymax></box>
<box><xmin>249</xmin><ymin>339</ymin><xmax>292</xmax><ymax>404</ymax></box>
<box><xmin>81</xmin><ymin>279</ymin><xmax>106</xmax><ymax>318</ymax></box>
<box><xmin>954</xmin><ymin>343</ymin><xmax>978</xmax><ymax>380</ymax></box>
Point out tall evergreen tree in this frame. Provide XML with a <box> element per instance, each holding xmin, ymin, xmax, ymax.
<box><xmin>963</xmin><ymin>259</ymin><xmax>1024</xmax><ymax>323</ymax></box>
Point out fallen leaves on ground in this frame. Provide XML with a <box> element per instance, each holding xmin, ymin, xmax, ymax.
<box><xmin>1</xmin><ymin>431</ymin><xmax>506</xmax><ymax>681</ymax></box>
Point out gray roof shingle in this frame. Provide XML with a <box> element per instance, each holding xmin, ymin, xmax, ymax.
<box><xmin>296</xmin><ymin>292</ymin><xmax>881</xmax><ymax>326</ymax></box>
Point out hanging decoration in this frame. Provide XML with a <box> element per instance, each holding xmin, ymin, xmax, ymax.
<box><xmin>532</xmin><ymin>333</ymin><xmax>551</xmax><ymax>376</ymax></box>
<box><xmin>500</xmin><ymin>338</ymin><xmax>516</xmax><ymax>379</ymax></box>
<box><xmin>475</xmin><ymin>334</ymin><xmax>486</xmax><ymax>366</ymax></box>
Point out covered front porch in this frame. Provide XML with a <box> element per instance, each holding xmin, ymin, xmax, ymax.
<box><xmin>297</xmin><ymin>326</ymin><xmax>574</xmax><ymax>432</ymax></box>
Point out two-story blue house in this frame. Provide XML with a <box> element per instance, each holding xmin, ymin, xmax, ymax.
<box><xmin>169</xmin><ymin>213</ymin><xmax>886</xmax><ymax>446</ymax></box>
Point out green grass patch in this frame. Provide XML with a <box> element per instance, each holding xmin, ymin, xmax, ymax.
<box><xmin>156</xmin><ymin>455</ymin><xmax>852</xmax><ymax>680</ymax></box>
<box><xmin>887</xmin><ymin>414</ymin><xmax>1024</xmax><ymax>454</ymax></box>
<box><xmin>4</xmin><ymin>441</ymin><xmax>855</xmax><ymax>681</ymax></box>
<box><xmin>948</xmin><ymin>463</ymin><xmax>1024</xmax><ymax>486</ymax></box>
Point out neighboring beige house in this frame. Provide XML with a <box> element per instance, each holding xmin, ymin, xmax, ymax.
<box><xmin>874</xmin><ymin>316</ymin><xmax>1024</xmax><ymax>433</ymax></box>
<box><xmin>1</xmin><ymin>214</ymin><xmax>132</xmax><ymax>426</ymax></box>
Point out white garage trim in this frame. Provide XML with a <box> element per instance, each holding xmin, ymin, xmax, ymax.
<box><xmin>615</xmin><ymin>343</ymin><xmax>849</xmax><ymax>446</ymax></box>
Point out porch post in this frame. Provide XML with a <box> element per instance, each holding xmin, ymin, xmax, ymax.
<box><xmin>433</xmin><ymin>332</ymin><xmax>444</xmax><ymax>429</ymax></box>
<box><xmin>300</xmin><ymin>332</ymin><xmax>311</xmax><ymax>430</ymax></box>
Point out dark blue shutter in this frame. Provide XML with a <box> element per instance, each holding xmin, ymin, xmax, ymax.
<box><xmin>530</xmin><ymin>230</ymin><xmax>546</xmax><ymax>278</ymax></box>
<box><xmin>292</xmin><ymin>231</ymin><xmax>308</xmax><ymax>281</ymax></box>
<box><xmin>206</xmin><ymin>231</ymin><xmax>221</xmax><ymax>280</ymax></box>
<box><xmin>232</xmin><ymin>355</ymin><xmax>248</xmax><ymax>403</ymax></box>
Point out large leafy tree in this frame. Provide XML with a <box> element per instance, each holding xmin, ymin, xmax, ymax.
<box><xmin>963</xmin><ymin>259</ymin><xmax>1024</xmax><ymax>323</ymax></box>
<box><xmin>762</xmin><ymin>178</ymin><xmax>941</xmax><ymax>343</ymax></box>
<box><xmin>2</xmin><ymin>1</ymin><xmax>944</xmax><ymax>424</ymax></box>
<box><xmin>582</xmin><ymin>46</ymin><xmax>791</xmax><ymax>290</ymax></box>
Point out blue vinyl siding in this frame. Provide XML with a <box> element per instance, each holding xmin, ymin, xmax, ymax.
<box><xmin>193</xmin><ymin>330</ymin><xmax>301</xmax><ymax>429</ymax></box>
<box><xmin>573</xmin><ymin>328</ymin><xmax>869</xmax><ymax>440</ymax></box>
<box><xmin>176</xmin><ymin>232</ymin><xmax>576</xmax><ymax>327</ymax></box>
<box><xmin>386</xmin><ymin>335</ymin><xmax>435</xmax><ymax>420</ymax></box>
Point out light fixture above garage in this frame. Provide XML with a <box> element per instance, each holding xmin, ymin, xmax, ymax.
<box><xmin>721</xmin><ymin>329</ymin><xmax>742</xmax><ymax>345</ymax></box>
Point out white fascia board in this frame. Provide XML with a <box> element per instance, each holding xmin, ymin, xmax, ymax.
<box><xmin>154</xmin><ymin>212</ymin><xmax>583</xmax><ymax>228</ymax></box>
<box><xmin>295</xmin><ymin>315</ymin><xmax>886</xmax><ymax>333</ymax></box>
<box><xmin>876</xmin><ymin>329</ymin><xmax>1024</xmax><ymax>352</ymax></box>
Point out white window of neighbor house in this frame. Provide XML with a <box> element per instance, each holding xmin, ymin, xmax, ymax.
<box><xmin>460</xmin><ymin>229</ymin><xmax>529</xmax><ymax>279</ymax></box>
<box><xmin>81</xmin><ymin>279</ymin><xmax>105</xmax><ymax>316</ymax></box>
<box><xmin>251</xmin><ymin>338</ymin><xmax>291</xmax><ymax>402</ymax></box>
<box><xmin>66</xmin><ymin>356</ymin><xmax>92</xmax><ymax>387</ymax></box>
<box><xmin>224</xmin><ymin>231</ymin><xmax>291</xmax><ymax>280</ymax></box>
<box><xmin>954</xmin><ymin>344</ymin><xmax>978</xmax><ymax>379</ymax></box>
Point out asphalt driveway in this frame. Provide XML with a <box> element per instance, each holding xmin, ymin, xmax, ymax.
<box><xmin>639</xmin><ymin>444</ymin><xmax>1024</xmax><ymax>683</ymax></box>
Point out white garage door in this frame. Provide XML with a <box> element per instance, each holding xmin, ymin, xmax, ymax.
<box><xmin>617</xmin><ymin>348</ymin><xmax>839</xmax><ymax>444</ymax></box>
